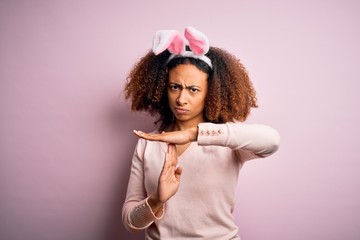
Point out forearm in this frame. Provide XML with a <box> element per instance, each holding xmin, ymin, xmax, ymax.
<box><xmin>147</xmin><ymin>194</ymin><xmax>165</xmax><ymax>217</ymax></box>
<box><xmin>197</xmin><ymin>122</ymin><xmax>280</xmax><ymax>157</ymax></box>
<box><xmin>123</xmin><ymin>197</ymin><xmax>165</xmax><ymax>231</ymax></box>
<box><xmin>122</xmin><ymin>139</ymin><xmax>165</xmax><ymax>231</ymax></box>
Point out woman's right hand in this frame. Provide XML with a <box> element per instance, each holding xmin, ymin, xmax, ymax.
<box><xmin>133</xmin><ymin>127</ymin><xmax>198</xmax><ymax>145</ymax></box>
<box><xmin>148</xmin><ymin>144</ymin><xmax>183</xmax><ymax>211</ymax></box>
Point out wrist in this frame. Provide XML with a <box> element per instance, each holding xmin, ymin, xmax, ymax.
<box><xmin>187</xmin><ymin>126</ymin><xmax>198</xmax><ymax>141</ymax></box>
<box><xmin>148</xmin><ymin>194</ymin><xmax>164</xmax><ymax>209</ymax></box>
<box><xmin>147</xmin><ymin>195</ymin><xmax>165</xmax><ymax>218</ymax></box>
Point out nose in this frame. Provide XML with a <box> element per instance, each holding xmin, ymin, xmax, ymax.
<box><xmin>176</xmin><ymin>90</ymin><xmax>187</xmax><ymax>105</ymax></box>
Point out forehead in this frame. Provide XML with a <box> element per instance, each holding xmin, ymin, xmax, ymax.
<box><xmin>168</xmin><ymin>64</ymin><xmax>208</xmax><ymax>85</ymax></box>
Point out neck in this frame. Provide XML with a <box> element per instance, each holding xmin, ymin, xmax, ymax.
<box><xmin>172</xmin><ymin>118</ymin><xmax>205</xmax><ymax>131</ymax></box>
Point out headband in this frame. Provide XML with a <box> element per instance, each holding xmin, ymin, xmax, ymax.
<box><xmin>152</xmin><ymin>26</ymin><xmax>212</xmax><ymax>68</ymax></box>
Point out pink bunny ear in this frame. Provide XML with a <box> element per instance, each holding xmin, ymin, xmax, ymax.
<box><xmin>184</xmin><ymin>26</ymin><xmax>210</xmax><ymax>55</ymax></box>
<box><xmin>152</xmin><ymin>30</ymin><xmax>184</xmax><ymax>55</ymax></box>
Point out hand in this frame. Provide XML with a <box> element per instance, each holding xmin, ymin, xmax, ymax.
<box><xmin>153</xmin><ymin>144</ymin><xmax>183</xmax><ymax>204</ymax></box>
<box><xmin>133</xmin><ymin>127</ymin><xmax>198</xmax><ymax>145</ymax></box>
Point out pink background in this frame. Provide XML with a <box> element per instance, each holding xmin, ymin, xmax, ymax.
<box><xmin>1</xmin><ymin>1</ymin><xmax>359</xmax><ymax>239</ymax></box>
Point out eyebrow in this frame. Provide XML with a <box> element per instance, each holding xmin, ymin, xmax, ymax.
<box><xmin>168</xmin><ymin>82</ymin><xmax>201</xmax><ymax>89</ymax></box>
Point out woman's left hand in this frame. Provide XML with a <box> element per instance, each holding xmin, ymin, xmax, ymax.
<box><xmin>133</xmin><ymin>127</ymin><xmax>198</xmax><ymax>144</ymax></box>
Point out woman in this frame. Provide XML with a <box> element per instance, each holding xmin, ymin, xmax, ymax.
<box><xmin>122</xmin><ymin>27</ymin><xmax>280</xmax><ymax>240</ymax></box>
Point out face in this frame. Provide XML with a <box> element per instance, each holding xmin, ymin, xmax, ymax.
<box><xmin>167</xmin><ymin>63</ymin><xmax>208</xmax><ymax>127</ymax></box>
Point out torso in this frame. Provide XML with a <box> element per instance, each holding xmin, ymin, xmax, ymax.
<box><xmin>175</xmin><ymin>142</ymin><xmax>192</xmax><ymax>156</ymax></box>
<box><xmin>142</xmin><ymin>139</ymin><xmax>243</xmax><ymax>240</ymax></box>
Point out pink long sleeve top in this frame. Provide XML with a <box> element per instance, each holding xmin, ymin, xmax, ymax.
<box><xmin>122</xmin><ymin>122</ymin><xmax>280</xmax><ymax>240</ymax></box>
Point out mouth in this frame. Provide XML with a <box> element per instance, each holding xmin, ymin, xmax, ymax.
<box><xmin>175</xmin><ymin>108</ymin><xmax>189</xmax><ymax>114</ymax></box>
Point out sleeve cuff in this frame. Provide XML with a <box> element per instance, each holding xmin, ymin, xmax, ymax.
<box><xmin>197</xmin><ymin>122</ymin><xmax>228</xmax><ymax>146</ymax></box>
<box><xmin>129</xmin><ymin>197</ymin><xmax>165</xmax><ymax>229</ymax></box>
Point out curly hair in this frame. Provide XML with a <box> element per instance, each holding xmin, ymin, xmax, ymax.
<box><xmin>124</xmin><ymin>47</ymin><xmax>258</xmax><ymax>131</ymax></box>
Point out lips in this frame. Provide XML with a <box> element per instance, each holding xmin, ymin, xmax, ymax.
<box><xmin>175</xmin><ymin>108</ymin><xmax>189</xmax><ymax>114</ymax></box>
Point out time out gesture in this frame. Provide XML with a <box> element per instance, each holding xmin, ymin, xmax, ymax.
<box><xmin>133</xmin><ymin>126</ymin><xmax>198</xmax><ymax>145</ymax></box>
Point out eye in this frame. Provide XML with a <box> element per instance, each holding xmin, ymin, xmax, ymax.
<box><xmin>189</xmin><ymin>87</ymin><xmax>200</xmax><ymax>93</ymax></box>
<box><xmin>169</xmin><ymin>84</ymin><xmax>181</xmax><ymax>91</ymax></box>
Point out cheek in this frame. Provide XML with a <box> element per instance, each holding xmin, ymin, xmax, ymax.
<box><xmin>167</xmin><ymin>92</ymin><xmax>176</xmax><ymax>104</ymax></box>
<box><xmin>195</xmin><ymin>95</ymin><xmax>207</xmax><ymax>108</ymax></box>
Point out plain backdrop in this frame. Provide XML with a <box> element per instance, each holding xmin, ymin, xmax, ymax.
<box><xmin>1</xmin><ymin>0</ymin><xmax>359</xmax><ymax>239</ymax></box>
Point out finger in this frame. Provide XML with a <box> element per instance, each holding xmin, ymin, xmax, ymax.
<box><xmin>160</xmin><ymin>157</ymin><xmax>172</xmax><ymax>183</ymax></box>
<box><xmin>175</xmin><ymin>166</ymin><xmax>182</xmax><ymax>175</ymax></box>
<box><xmin>172</xmin><ymin>145</ymin><xmax>179</xmax><ymax>165</ymax></box>
<box><xmin>133</xmin><ymin>130</ymin><xmax>147</xmax><ymax>138</ymax></box>
<box><xmin>160</xmin><ymin>145</ymin><xmax>175</xmax><ymax>176</ymax></box>
<box><xmin>167</xmin><ymin>144</ymin><xmax>178</xmax><ymax>165</ymax></box>
<box><xmin>172</xmin><ymin>152</ymin><xmax>178</xmax><ymax>166</ymax></box>
<box><xmin>164</xmin><ymin>152</ymin><xmax>171</xmax><ymax>168</ymax></box>
<box><xmin>134</xmin><ymin>131</ymin><xmax>158</xmax><ymax>141</ymax></box>
<box><xmin>162</xmin><ymin>150</ymin><xmax>172</xmax><ymax>172</ymax></box>
<box><xmin>175</xmin><ymin>166</ymin><xmax>183</xmax><ymax>181</ymax></box>
<box><xmin>133</xmin><ymin>130</ymin><xmax>144</xmax><ymax>134</ymax></box>
<box><xmin>134</xmin><ymin>130</ymin><xmax>169</xmax><ymax>142</ymax></box>
<box><xmin>167</xmin><ymin>143</ymin><xmax>176</xmax><ymax>153</ymax></box>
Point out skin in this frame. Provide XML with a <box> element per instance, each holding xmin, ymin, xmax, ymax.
<box><xmin>167</xmin><ymin>63</ymin><xmax>208</xmax><ymax>131</ymax></box>
<box><xmin>134</xmin><ymin>63</ymin><xmax>209</xmax><ymax>215</ymax></box>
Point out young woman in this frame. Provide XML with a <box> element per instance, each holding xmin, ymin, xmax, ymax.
<box><xmin>122</xmin><ymin>27</ymin><xmax>280</xmax><ymax>240</ymax></box>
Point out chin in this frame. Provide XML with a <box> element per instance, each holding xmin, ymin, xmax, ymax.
<box><xmin>174</xmin><ymin>115</ymin><xmax>188</xmax><ymax>120</ymax></box>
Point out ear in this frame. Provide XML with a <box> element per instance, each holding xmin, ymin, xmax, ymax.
<box><xmin>184</xmin><ymin>26</ymin><xmax>210</xmax><ymax>55</ymax></box>
<box><xmin>152</xmin><ymin>30</ymin><xmax>184</xmax><ymax>55</ymax></box>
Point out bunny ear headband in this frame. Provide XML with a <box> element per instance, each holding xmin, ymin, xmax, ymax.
<box><xmin>152</xmin><ymin>26</ymin><xmax>212</xmax><ymax>68</ymax></box>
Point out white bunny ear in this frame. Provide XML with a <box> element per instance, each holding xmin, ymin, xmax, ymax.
<box><xmin>184</xmin><ymin>26</ymin><xmax>210</xmax><ymax>55</ymax></box>
<box><xmin>152</xmin><ymin>30</ymin><xmax>185</xmax><ymax>55</ymax></box>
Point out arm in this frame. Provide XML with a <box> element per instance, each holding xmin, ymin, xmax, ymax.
<box><xmin>148</xmin><ymin>143</ymin><xmax>182</xmax><ymax>207</ymax></box>
<box><xmin>122</xmin><ymin>139</ymin><xmax>162</xmax><ymax>232</ymax></box>
<box><xmin>122</xmin><ymin>141</ymin><xmax>182</xmax><ymax>232</ymax></box>
<box><xmin>134</xmin><ymin>122</ymin><xmax>280</xmax><ymax>161</ymax></box>
<box><xmin>133</xmin><ymin>127</ymin><xmax>198</xmax><ymax>144</ymax></box>
<box><xmin>197</xmin><ymin>122</ymin><xmax>280</xmax><ymax>160</ymax></box>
